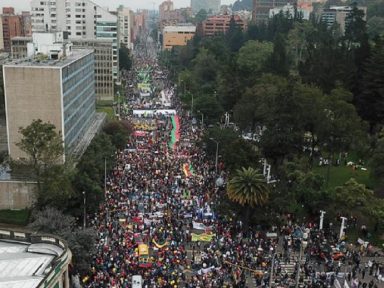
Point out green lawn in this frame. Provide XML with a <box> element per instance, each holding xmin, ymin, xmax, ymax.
<box><xmin>313</xmin><ymin>165</ymin><xmax>376</xmax><ymax>190</ymax></box>
<box><xmin>96</xmin><ymin>106</ymin><xmax>115</xmax><ymax>119</ymax></box>
<box><xmin>0</xmin><ymin>209</ymin><xmax>30</xmax><ymax>226</ymax></box>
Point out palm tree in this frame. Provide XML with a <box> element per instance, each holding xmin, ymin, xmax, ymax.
<box><xmin>227</xmin><ymin>167</ymin><xmax>270</xmax><ymax>208</ymax></box>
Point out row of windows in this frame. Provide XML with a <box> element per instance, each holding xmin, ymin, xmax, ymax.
<box><xmin>62</xmin><ymin>54</ymin><xmax>93</xmax><ymax>80</ymax></box>
<box><xmin>63</xmin><ymin>68</ymin><xmax>94</xmax><ymax>105</ymax></box>
<box><xmin>65</xmin><ymin>96</ymin><xmax>95</xmax><ymax>150</ymax></box>
<box><xmin>64</xmin><ymin>82</ymin><xmax>94</xmax><ymax>129</ymax></box>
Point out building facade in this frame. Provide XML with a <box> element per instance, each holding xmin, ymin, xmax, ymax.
<box><xmin>320</xmin><ymin>6</ymin><xmax>367</xmax><ymax>33</ymax></box>
<box><xmin>117</xmin><ymin>6</ymin><xmax>134</xmax><ymax>50</ymax></box>
<box><xmin>162</xmin><ymin>25</ymin><xmax>196</xmax><ymax>50</ymax></box>
<box><xmin>3</xmin><ymin>34</ymin><xmax>95</xmax><ymax>161</ymax></box>
<box><xmin>11</xmin><ymin>36</ymin><xmax>32</xmax><ymax>59</ymax></box>
<box><xmin>0</xmin><ymin>16</ymin><xmax>3</xmax><ymax>51</ymax></box>
<box><xmin>252</xmin><ymin>0</ymin><xmax>296</xmax><ymax>22</ymax></box>
<box><xmin>95</xmin><ymin>7</ymin><xmax>119</xmax><ymax>80</ymax></box>
<box><xmin>269</xmin><ymin>3</ymin><xmax>310</xmax><ymax>20</ymax></box>
<box><xmin>202</xmin><ymin>14</ymin><xmax>247</xmax><ymax>36</ymax></box>
<box><xmin>72</xmin><ymin>39</ymin><xmax>114</xmax><ymax>100</ymax></box>
<box><xmin>1</xmin><ymin>7</ymin><xmax>23</xmax><ymax>52</ymax></box>
<box><xmin>191</xmin><ymin>0</ymin><xmax>221</xmax><ymax>15</ymax></box>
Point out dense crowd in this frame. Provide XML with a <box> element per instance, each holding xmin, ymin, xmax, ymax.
<box><xmin>83</xmin><ymin>40</ymin><xmax>384</xmax><ymax>288</ymax></box>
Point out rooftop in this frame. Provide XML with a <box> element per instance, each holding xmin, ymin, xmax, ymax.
<box><xmin>163</xmin><ymin>24</ymin><xmax>196</xmax><ymax>32</ymax></box>
<box><xmin>11</xmin><ymin>36</ymin><xmax>33</xmax><ymax>41</ymax></box>
<box><xmin>0</xmin><ymin>240</ymin><xmax>63</xmax><ymax>288</ymax></box>
<box><xmin>3</xmin><ymin>49</ymin><xmax>93</xmax><ymax>68</ymax></box>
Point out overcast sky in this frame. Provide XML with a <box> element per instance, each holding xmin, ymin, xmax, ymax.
<box><xmin>2</xmin><ymin>0</ymin><xmax>236</xmax><ymax>12</ymax></box>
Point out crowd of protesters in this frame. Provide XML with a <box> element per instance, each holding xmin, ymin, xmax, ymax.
<box><xmin>83</xmin><ymin>38</ymin><xmax>384</xmax><ymax>288</ymax></box>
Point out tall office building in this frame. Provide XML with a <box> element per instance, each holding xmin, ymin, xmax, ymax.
<box><xmin>3</xmin><ymin>32</ymin><xmax>96</xmax><ymax>161</ymax></box>
<box><xmin>117</xmin><ymin>6</ymin><xmax>134</xmax><ymax>50</ymax></box>
<box><xmin>191</xmin><ymin>0</ymin><xmax>221</xmax><ymax>14</ymax></box>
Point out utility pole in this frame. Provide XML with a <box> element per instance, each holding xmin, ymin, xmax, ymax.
<box><xmin>209</xmin><ymin>138</ymin><xmax>219</xmax><ymax>174</ymax></box>
<box><xmin>104</xmin><ymin>157</ymin><xmax>107</xmax><ymax>194</ymax></box>
<box><xmin>83</xmin><ymin>191</ymin><xmax>86</xmax><ymax>229</ymax></box>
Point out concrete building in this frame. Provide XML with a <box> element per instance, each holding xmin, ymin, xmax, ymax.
<box><xmin>320</xmin><ymin>5</ymin><xmax>367</xmax><ymax>33</ymax></box>
<box><xmin>95</xmin><ymin>7</ymin><xmax>119</xmax><ymax>80</ymax></box>
<box><xmin>1</xmin><ymin>7</ymin><xmax>23</xmax><ymax>52</ymax></box>
<box><xmin>159</xmin><ymin>1</ymin><xmax>193</xmax><ymax>31</ymax></box>
<box><xmin>0</xmin><ymin>228</ymin><xmax>72</xmax><ymax>288</ymax></box>
<box><xmin>117</xmin><ymin>6</ymin><xmax>134</xmax><ymax>50</ymax></box>
<box><xmin>0</xmin><ymin>16</ymin><xmax>3</xmax><ymax>51</ymax></box>
<box><xmin>31</xmin><ymin>0</ymin><xmax>95</xmax><ymax>38</ymax></box>
<box><xmin>191</xmin><ymin>0</ymin><xmax>221</xmax><ymax>15</ymax></box>
<box><xmin>269</xmin><ymin>3</ymin><xmax>310</xmax><ymax>20</ymax></box>
<box><xmin>133</xmin><ymin>10</ymin><xmax>148</xmax><ymax>42</ymax></box>
<box><xmin>162</xmin><ymin>25</ymin><xmax>196</xmax><ymax>50</ymax></box>
<box><xmin>31</xmin><ymin>0</ymin><xmax>119</xmax><ymax>80</ymax></box>
<box><xmin>160</xmin><ymin>1</ymin><xmax>174</xmax><ymax>21</ymax></box>
<box><xmin>11</xmin><ymin>36</ymin><xmax>32</xmax><ymax>59</ymax></box>
<box><xmin>3</xmin><ymin>32</ymin><xmax>96</xmax><ymax>161</ymax></box>
<box><xmin>72</xmin><ymin>38</ymin><xmax>114</xmax><ymax>100</ymax></box>
<box><xmin>252</xmin><ymin>0</ymin><xmax>297</xmax><ymax>22</ymax></box>
<box><xmin>202</xmin><ymin>14</ymin><xmax>247</xmax><ymax>36</ymax></box>
<box><xmin>21</xmin><ymin>11</ymin><xmax>32</xmax><ymax>36</ymax></box>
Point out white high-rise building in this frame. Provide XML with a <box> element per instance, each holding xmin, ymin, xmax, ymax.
<box><xmin>117</xmin><ymin>5</ymin><xmax>134</xmax><ymax>50</ymax></box>
<box><xmin>31</xmin><ymin>0</ymin><xmax>119</xmax><ymax>80</ymax></box>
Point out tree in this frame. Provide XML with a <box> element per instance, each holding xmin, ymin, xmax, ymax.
<box><xmin>119</xmin><ymin>44</ymin><xmax>132</xmax><ymax>71</ymax></box>
<box><xmin>16</xmin><ymin>119</ymin><xmax>64</xmax><ymax>191</ymax></box>
<box><xmin>227</xmin><ymin>167</ymin><xmax>270</xmax><ymax>208</ymax></box>
<box><xmin>194</xmin><ymin>9</ymin><xmax>208</xmax><ymax>24</ymax></box>
<box><xmin>237</xmin><ymin>40</ymin><xmax>273</xmax><ymax>76</ymax></box>
<box><xmin>268</xmin><ymin>33</ymin><xmax>290</xmax><ymax>76</ymax></box>
<box><xmin>103</xmin><ymin>120</ymin><xmax>132</xmax><ymax>150</ymax></box>
<box><xmin>357</xmin><ymin>38</ymin><xmax>384</xmax><ymax>132</ymax></box>
<box><xmin>370</xmin><ymin>137</ymin><xmax>384</xmax><ymax>186</ymax></box>
<box><xmin>28</xmin><ymin>206</ymin><xmax>97</xmax><ymax>274</ymax></box>
<box><xmin>367</xmin><ymin>17</ymin><xmax>384</xmax><ymax>38</ymax></box>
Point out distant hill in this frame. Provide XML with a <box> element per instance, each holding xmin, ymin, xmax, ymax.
<box><xmin>231</xmin><ymin>0</ymin><xmax>253</xmax><ymax>11</ymax></box>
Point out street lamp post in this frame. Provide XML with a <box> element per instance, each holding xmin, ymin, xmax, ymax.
<box><xmin>209</xmin><ymin>138</ymin><xmax>219</xmax><ymax>174</ymax></box>
<box><xmin>269</xmin><ymin>248</ymin><xmax>276</xmax><ymax>288</ymax></box>
<box><xmin>197</xmin><ymin>110</ymin><xmax>204</xmax><ymax>128</ymax></box>
<box><xmin>340</xmin><ymin>217</ymin><xmax>347</xmax><ymax>240</ymax></box>
<box><xmin>319</xmin><ymin>210</ymin><xmax>326</xmax><ymax>230</ymax></box>
<box><xmin>82</xmin><ymin>191</ymin><xmax>86</xmax><ymax>229</ymax></box>
<box><xmin>295</xmin><ymin>240</ymin><xmax>308</xmax><ymax>288</ymax></box>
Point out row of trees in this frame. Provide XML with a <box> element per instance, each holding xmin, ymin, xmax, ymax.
<box><xmin>11</xmin><ymin>118</ymin><xmax>132</xmax><ymax>273</ymax></box>
<box><xmin>163</xmin><ymin>4</ymin><xmax>384</xmax><ymax>233</ymax></box>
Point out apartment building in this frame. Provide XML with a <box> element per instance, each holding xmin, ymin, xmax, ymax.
<box><xmin>1</xmin><ymin>7</ymin><xmax>23</xmax><ymax>52</ymax></box>
<box><xmin>202</xmin><ymin>14</ymin><xmax>247</xmax><ymax>36</ymax></box>
<box><xmin>117</xmin><ymin>6</ymin><xmax>134</xmax><ymax>50</ymax></box>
